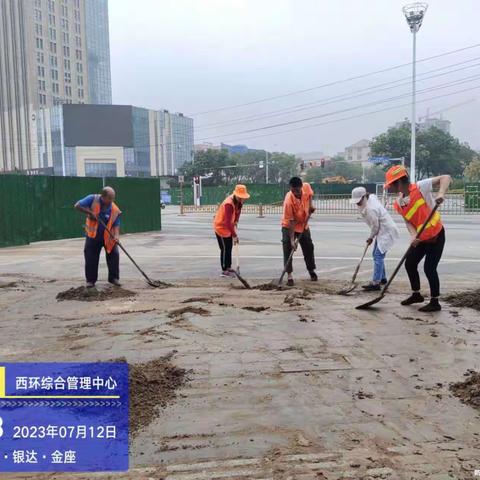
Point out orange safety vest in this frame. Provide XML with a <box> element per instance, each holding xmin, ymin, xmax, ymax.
<box><xmin>394</xmin><ymin>184</ymin><xmax>443</xmax><ymax>241</ymax></box>
<box><xmin>85</xmin><ymin>195</ymin><xmax>121</xmax><ymax>253</ymax></box>
<box><xmin>281</xmin><ymin>183</ymin><xmax>313</xmax><ymax>233</ymax></box>
<box><xmin>213</xmin><ymin>195</ymin><xmax>240</xmax><ymax>237</ymax></box>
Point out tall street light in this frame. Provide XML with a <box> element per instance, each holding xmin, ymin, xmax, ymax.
<box><xmin>402</xmin><ymin>2</ymin><xmax>428</xmax><ymax>182</ymax></box>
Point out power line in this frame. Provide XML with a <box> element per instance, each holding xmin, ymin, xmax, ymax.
<box><xmin>196</xmin><ymin>58</ymin><xmax>480</xmax><ymax>131</ymax></box>
<box><xmin>191</xmin><ymin>43</ymin><xmax>480</xmax><ymax>116</ymax></box>
<box><xmin>209</xmin><ymin>84</ymin><xmax>480</xmax><ymax>145</ymax></box>
<box><xmin>196</xmin><ymin>74</ymin><xmax>480</xmax><ymax>141</ymax></box>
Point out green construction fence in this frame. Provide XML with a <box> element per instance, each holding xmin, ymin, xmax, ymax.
<box><xmin>0</xmin><ymin>175</ymin><xmax>161</xmax><ymax>248</ymax></box>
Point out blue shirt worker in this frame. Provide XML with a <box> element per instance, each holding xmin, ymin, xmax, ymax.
<box><xmin>74</xmin><ymin>186</ymin><xmax>122</xmax><ymax>288</ymax></box>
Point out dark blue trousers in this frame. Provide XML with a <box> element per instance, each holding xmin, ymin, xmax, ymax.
<box><xmin>84</xmin><ymin>237</ymin><xmax>120</xmax><ymax>284</ymax></box>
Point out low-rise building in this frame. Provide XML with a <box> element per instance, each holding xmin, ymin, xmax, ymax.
<box><xmin>344</xmin><ymin>139</ymin><xmax>371</xmax><ymax>164</ymax></box>
<box><xmin>35</xmin><ymin>104</ymin><xmax>193</xmax><ymax>177</ymax></box>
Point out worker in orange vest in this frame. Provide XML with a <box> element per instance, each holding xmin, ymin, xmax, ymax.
<box><xmin>213</xmin><ymin>185</ymin><xmax>250</xmax><ymax>277</ymax></box>
<box><xmin>384</xmin><ymin>165</ymin><xmax>451</xmax><ymax>312</ymax></box>
<box><xmin>74</xmin><ymin>186</ymin><xmax>121</xmax><ymax>288</ymax></box>
<box><xmin>282</xmin><ymin>176</ymin><xmax>317</xmax><ymax>287</ymax></box>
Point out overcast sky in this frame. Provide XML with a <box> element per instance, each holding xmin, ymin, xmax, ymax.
<box><xmin>109</xmin><ymin>0</ymin><xmax>480</xmax><ymax>155</ymax></box>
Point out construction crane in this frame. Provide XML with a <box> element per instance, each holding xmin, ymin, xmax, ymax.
<box><xmin>419</xmin><ymin>98</ymin><xmax>476</xmax><ymax>121</ymax></box>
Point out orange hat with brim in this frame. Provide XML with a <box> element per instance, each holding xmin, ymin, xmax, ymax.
<box><xmin>233</xmin><ymin>184</ymin><xmax>250</xmax><ymax>199</ymax></box>
<box><xmin>384</xmin><ymin>165</ymin><xmax>408</xmax><ymax>188</ymax></box>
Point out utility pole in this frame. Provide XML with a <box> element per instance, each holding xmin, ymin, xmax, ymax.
<box><xmin>403</xmin><ymin>2</ymin><xmax>428</xmax><ymax>182</ymax></box>
<box><xmin>265</xmin><ymin>150</ymin><xmax>269</xmax><ymax>184</ymax></box>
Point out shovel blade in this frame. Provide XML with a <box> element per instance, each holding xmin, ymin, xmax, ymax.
<box><xmin>146</xmin><ymin>279</ymin><xmax>171</xmax><ymax>288</ymax></box>
<box><xmin>355</xmin><ymin>293</ymin><xmax>385</xmax><ymax>310</ymax></box>
<box><xmin>234</xmin><ymin>271</ymin><xmax>251</xmax><ymax>289</ymax></box>
<box><xmin>338</xmin><ymin>283</ymin><xmax>358</xmax><ymax>295</ymax></box>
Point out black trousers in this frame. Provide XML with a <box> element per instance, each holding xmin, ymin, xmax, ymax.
<box><xmin>84</xmin><ymin>237</ymin><xmax>120</xmax><ymax>284</ymax></box>
<box><xmin>216</xmin><ymin>234</ymin><xmax>233</xmax><ymax>271</ymax></box>
<box><xmin>405</xmin><ymin>228</ymin><xmax>445</xmax><ymax>298</ymax></box>
<box><xmin>282</xmin><ymin>227</ymin><xmax>316</xmax><ymax>274</ymax></box>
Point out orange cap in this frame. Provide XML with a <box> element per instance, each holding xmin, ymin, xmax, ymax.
<box><xmin>384</xmin><ymin>165</ymin><xmax>408</xmax><ymax>187</ymax></box>
<box><xmin>232</xmin><ymin>184</ymin><xmax>250</xmax><ymax>199</ymax></box>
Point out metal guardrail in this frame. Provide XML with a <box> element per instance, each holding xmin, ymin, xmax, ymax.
<box><xmin>180</xmin><ymin>193</ymin><xmax>480</xmax><ymax>215</ymax></box>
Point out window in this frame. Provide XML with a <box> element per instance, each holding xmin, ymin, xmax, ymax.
<box><xmin>61</xmin><ymin>18</ymin><xmax>69</xmax><ymax>30</ymax></box>
<box><xmin>37</xmin><ymin>52</ymin><xmax>44</xmax><ymax>63</ymax></box>
<box><xmin>38</xmin><ymin>80</ymin><xmax>46</xmax><ymax>91</ymax></box>
<box><xmin>64</xmin><ymin>71</ymin><xmax>71</xmax><ymax>83</ymax></box>
<box><xmin>63</xmin><ymin>46</ymin><xmax>70</xmax><ymax>57</ymax></box>
<box><xmin>35</xmin><ymin>0</ymin><xmax>42</xmax><ymax>7</ymax></box>
<box><xmin>64</xmin><ymin>59</ymin><xmax>70</xmax><ymax>70</ymax></box>
<box><xmin>51</xmin><ymin>69</ymin><xmax>58</xmax><ymax>80</ymax></box>
<box><xmin>61</xmin><ymin>5</ymin><xmax>68</xmax><ymax>16</ymax></box>
<box><xmin>65</xmin><ymin>85</ymin><xmax>72</xmax><ymax>96</ymax></box>
<box><xmin>39</xmin><ymin>93</ymin><xmax>47</xmax><ymax>106</ymax></box>
<box><xmin>78</xmin><ymin>88</ymin><xmax>84</xmax><ymax>99</ymax></box>
<box><xmin>74</xmin><ymin>23</ymin><xmax>81</xmax><ymax>34</ymax></box>
<box><xmin>49</xmin><ymin>55</ymin><xmax>57</xmax><ymax>67</ymax></box>
<box><xmin>77</xmin><ymin>75</ymin><xmax>83</xmax><ymax>86</ymax></box>
<box><xmin>34</xmin><ymin>9</ymin><xmax>42</xmax><ymax>21</ymax></box>
<box><xmin>74</xmin><ymin>0</ymin><xmax>80</xmax><ymax>8</ymax></box>
<box><xmin>36</xmin><ymin>37</ymin><xmax>43</xmax><ymax>49</ymax></box>
<box><xmin>52</xmin><ymin>83</ymin><xmax>59</xmax><ymax>94</ymax></box>
<box><xmin>49</xmin><ymin>28</ymin><xmax>56</xmax><ymax>40</ymax></box>
<box><xmin>35</xmin><ymin>24</ymin><xmax>43</xmax><ymax>36</ymax></box>
<box><xmin>37</xmin><ymin>66</ymin><xmax>45</xmax><ymax>77</ymax></box>
<box><xmin>74</xmin><ymin>10</ymin><xmax>80</xmax><ymax>21</ymax></box>
<box><xmin>49</xmin><ymin>42</ymin><xmax>56</xmax><ymax>53</ymax></box>
<box><xmin>63</xmin><ymin>32</ymin><xmax>69</xmax><ymax>44</ymax></box>
<box><xmin>48</xmin><ymin>0</ymin><xmax>55</xmax><ymax>13</ymax></box>
<box><xmin>75</xmin><ymin>49</ymin><xmax>82</xmax><ymax>61</ymax></box>
<box><xmin>76</xmin><ymin>62</ymin><xmax>83</xmax><ymax>73</ymax></box>
<box><xmin>48</xmin><ymin>14</ymin><xmax>55</xmax><ymax>25</ymax></box>
<box><xmin>75</xmin><ymin>36</ymin><xmax>81</xmax><ymax>47</ymax></box>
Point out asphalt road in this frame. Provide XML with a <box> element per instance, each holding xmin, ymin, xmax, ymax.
<box><xmin>0</xmin><ymin>206</ymin><xmax>479</xmax><ymax>288</ymax></box>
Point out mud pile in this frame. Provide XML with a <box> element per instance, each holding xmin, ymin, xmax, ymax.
<box><xmin>129</xmin><ymin>354</ymin><xmax>187</xmax><ymax>435</ymax></box>
<box><xmin>56</xmin><ymin>286</ymin><xmax>136</xmax><ymax>302</ymax></box>
<box><xmin>168</xmin><ymin>306</ymin><xmax>211</xmax><ymax>319</ymax></box>
<box><xmin>450</xmin><ymin>371</ymin><xmax>480</xmax><ymax>410</ymax></box>
<box><xmin>445</xmin><ymin>289</ymin><xmax>480</xmax><ymax>311</ymax></box>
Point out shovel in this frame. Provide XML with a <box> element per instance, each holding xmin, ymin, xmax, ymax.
<box><xmin>271</xmin><ymin>215</ymin><xmax>312</xmax><ymax>288</ymax></box>
<box><xmin>233</xmin><ymin>243</ymin><xmax>251</xmax><ymax>289</ymax></box>
<box><xmin>338</xmin><ymin>242</ymin><xmax>371</xmax><ymax>295</ymax></box>
<box><xmin>356</xmin><ymin>204</ymin><xmax>440</xmax><ymax>310</ymax></box>
<box><xmin>96</xmin><ymin>216</ymin><xmax>170</xmax><ymax>288</ymax></box>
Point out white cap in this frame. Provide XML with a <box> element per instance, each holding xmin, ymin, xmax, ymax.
<box><xmin>350</xmin><ymin>186</ymin><xmax>367</xmax><ymax>204</ymax></box>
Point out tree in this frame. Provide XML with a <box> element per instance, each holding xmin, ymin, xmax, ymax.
<box><xmin>464</xmin><ymin>157</ymin><xmax>480</xmax><ymax>182</ymax></box>
<box><xmin>179</xmin><ymin>149</ymin><xmax>233</xmax><ymax>185</ymax></box>
<box><xmin>304</xmin><ymin>157</ymin><xmax>363</xmax><ymax>183</ymax></box>
<box><xmin>370</xmin><ymin>123</ymin><xmax>476</xmax><ymax>179</ymax></box>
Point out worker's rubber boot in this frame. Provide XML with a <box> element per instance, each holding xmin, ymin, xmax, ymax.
<box><xmin>309</xmin><ymin>271</ymin><xmax>318</xmax><ymax>282</ymax></box>
<box><xmin>401</xmin><ymin>292</ymin><xmax>424</xmax><ymax>306</ymax></box>
<box><xmin>86</xmin><ymin>282</ymin><xmax>95</xmax><ymax>288</ymax></box>
<box><xmin>418</xmin><ymin>298</ymin><xmax>441</xmax><ymax>312</ymax></box>
<box><xmin>109</xmin><ymin>279</ymin><xmax>122</xmax><ymax>287</ymax></box>
<box><xmin>287</xmin><ymin>278</ymin><xmax>294</xmax><ymax>287</ymax></box>
<box><xmin>380</xmin><ymin>278</ymin><xmax>388</xmax><ymax>285</ymax></box>
<box><xmin>363</xmin><ymin>283</ymin><xmax>381</xmax><ymax>291</ymax></box>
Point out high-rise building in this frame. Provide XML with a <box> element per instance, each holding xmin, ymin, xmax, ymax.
<box><xmin>0</xmin><ymin>0</ymin><xmax>112</xmax><ymax>172</ymax></box>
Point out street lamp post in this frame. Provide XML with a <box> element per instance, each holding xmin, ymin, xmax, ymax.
<box><xmin>402</xmin><ymin>2</ymin><xmax>428</xmax><ymax>182</ymax></box>
<box><xmin>265</xmin><ymin>150</ymin><xmax>269</xmax><ymax>184</ymax></box>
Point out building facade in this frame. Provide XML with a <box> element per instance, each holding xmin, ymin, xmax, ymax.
<box><xmin>419</xmin><ymin>117</ymin><xmax>451</xmax><ymax>134</ymax></box>
<box><xmin>344</xmin><ymin>139</ymin><xmax>371</xmax><ymax>164</ymax></box>
<box><xmin>0</xmin><ymin>0</ymin><xmax>112</xmax><ymax>172</ymax></box>
<box><xmin>40</xmin><ymin>104</ymin><xmax>193</xmax><ymax>177</ymax></box>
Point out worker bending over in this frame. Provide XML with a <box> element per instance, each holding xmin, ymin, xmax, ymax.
<box><xmin>350</xmin><ymin>186</ymin><xmax>399</xmax><ymax>291</ymax></box>
<box><xmin>384</xmin><ymin>166</ymin><xmax>451</xmax><ymax>312</ymax></box>
<box><xmin>213</xmin><ymin>184</ymin><xmax>250</xmax><ymax>277</ymax></box>
<box><xmin>282</xmin><ymin>177</ymin><xmax>317</xmax><ymax>287</ymax></box>
<box><xmin>74</xmin><ymin>186</ymin><xmax>121</xmax><ymax>288</ymax></box>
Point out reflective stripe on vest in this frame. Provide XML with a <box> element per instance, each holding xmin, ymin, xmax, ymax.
<box><xmin>394</xmin><ymin>184</ymin><xmax>443</xmax><ymax>241</ymax></box>
<box><xmin>84</xmin><ymin>195</ymin><xmax>121</xmax><ymax>253</ymax></box>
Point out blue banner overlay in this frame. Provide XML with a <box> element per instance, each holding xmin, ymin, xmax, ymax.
<box><xmin>0</xmin><ymin>363</ymin><xmax>129</xmax><ymax>472</ymax></box>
